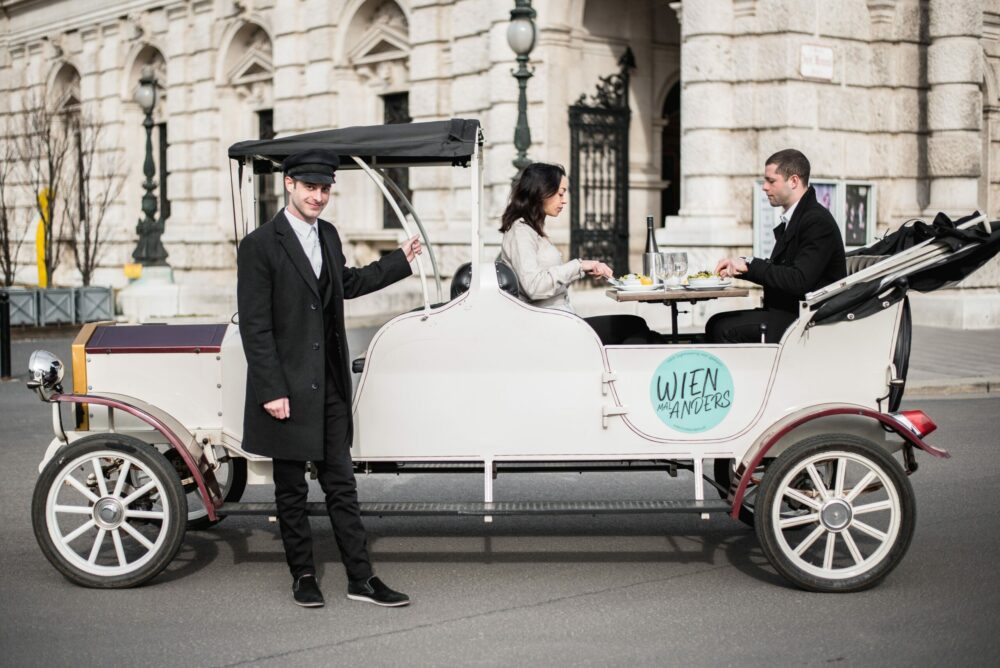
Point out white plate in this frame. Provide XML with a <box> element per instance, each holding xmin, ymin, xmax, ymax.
<box><xmin>684</xmin><ymin>281</ymin><xmax>731</xmax><ymax>291</ymax></box>
<box><xmin>617</xmin><ymin>283</ymin><xmax>663</xmax><ymax>292</ymax></box>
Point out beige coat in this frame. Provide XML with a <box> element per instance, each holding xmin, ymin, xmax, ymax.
<box><xmin>501</xmin><ymin>220</ymin><xmax>584</xmax><ymax>312</ymax></box>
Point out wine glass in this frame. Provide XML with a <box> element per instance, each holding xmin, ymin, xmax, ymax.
<box><xmin>659</xmin><ymin>252</ymin><xmax>677</xmax><ymax>288</ymax></box>
<box><xmin>669</xmin><ymin>252</ymin><xmax>688</xmax><ymax>286</ymax></box>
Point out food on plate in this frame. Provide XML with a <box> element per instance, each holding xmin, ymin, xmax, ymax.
<box><xmin>688</xmin><ymin>271</ymin><xmax>720</xmax><ymax>280</ymax></box>
<box><xmin>619</xmin><ymin>273</ymin><xmax>653</xmax><ymax>286</ymax></box>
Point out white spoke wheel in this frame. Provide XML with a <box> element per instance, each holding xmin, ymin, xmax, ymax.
<box><xmin>32</xmin><ymin>434</ymin><xmax>187</xmax><ymax>588</ymax></box>
<box><xmin>755</xmin><ymin>434</ymin><xmax>915</xmax><ymax>593</ymax></box>
<box><xmin>185</xmin><ymin>456</ymin><xmax>247</xmax><ymax>530</ymax></box>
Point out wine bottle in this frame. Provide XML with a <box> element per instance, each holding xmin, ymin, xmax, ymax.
<box><xmin>642</xmin><ymin>215</ymin><xmax>659</xmax><ymax>278</ymax></box>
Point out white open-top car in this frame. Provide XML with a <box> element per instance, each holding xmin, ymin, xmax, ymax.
<box><xmin>25</xmin><ymin>119</ymin><xmax>1000</xmax><ymax>592</ymax></box>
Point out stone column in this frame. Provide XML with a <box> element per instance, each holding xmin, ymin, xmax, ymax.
<box><xmin>661</xmin><ymin>0</ymin><xmax>745</xmax><ymax>268</ymax></box>
<box><xmin>926</xmin><ymin>0</ymin><xmax>983</xmax><ymax>215</ymax></box>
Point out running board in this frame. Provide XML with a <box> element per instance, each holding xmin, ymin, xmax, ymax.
<box><xmin>216</xmin><ymin>499</ymin><xmax>731</xmax><ymax>517</ymax></box>
<box><xmin>356</xmin><ymin>461</ymin><xmax>689</xmax><ymax>474</ymax></box>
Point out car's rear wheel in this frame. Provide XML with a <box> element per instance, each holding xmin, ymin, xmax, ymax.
<box><xmin>32</xmin><ymin>434</ymin><xmax>187</xmax><ymax>588</ymax></box>
<box><xmin>755</xmin><ymin>434</ymin><xmax>915</xmax><ymax>593</ymax></box>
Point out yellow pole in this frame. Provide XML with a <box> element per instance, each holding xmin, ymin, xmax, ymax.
<box><xmin>36</xmin><ymin>188</ymin><xmax>49</xmax><ymax>288</ymax></box>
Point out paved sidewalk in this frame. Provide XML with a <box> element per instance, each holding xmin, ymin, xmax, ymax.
<box><xmin>907</xmin><ymin>325</ymin><xmax>1000</xmax><ymax>396</ymax></box>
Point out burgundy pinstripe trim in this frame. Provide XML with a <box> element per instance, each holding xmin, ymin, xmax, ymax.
<box><xmin>730</xmin><ymin>406</ymin><xmax>949</xmax><ymax>520</ymax></box>
<box><xmin>51</xmin><ymin>394</ymin><xmax>220</xmax><ymax>520</ymax></box>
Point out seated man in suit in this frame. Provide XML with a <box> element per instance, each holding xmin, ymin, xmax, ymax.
<box><xmin>707</xmin><ymin>149</ymin><xmax>847</xmax><ymax>343</ymax></box>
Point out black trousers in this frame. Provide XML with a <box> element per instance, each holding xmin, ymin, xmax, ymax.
<box><xmin>705</xmin><ymin>308</ymin><xmax>797</xmax><ymax>344</ymax></box>
<box><xmin>271</xmin><ymin>384</ymin><xmax>372</xmax><ymax>583</ymax></box>
<box><xmin>585</xmin><ymin>314</ymin><xmax>665</xmax><ymax>345</ymax></box>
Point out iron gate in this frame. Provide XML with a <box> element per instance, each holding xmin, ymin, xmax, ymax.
<box><xmin>569</xmin><ymin>48</ymin><xmax>635</xmax><ymax>274</ymax></box>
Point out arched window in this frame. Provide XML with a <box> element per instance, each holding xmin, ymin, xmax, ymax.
<box><xmin>345</xmin><ymin>0</ymin><xmax>411</xmax><ymax>230</ymax></box>
<box><xmin>52</xmin><ymin>64</ymin><xmax>85</xmax><ymax>241</ymax></box>
<box><xmin>221</xmin><ymin>22</ymin><xmax>275</xmax><ymax>223</ymax></box>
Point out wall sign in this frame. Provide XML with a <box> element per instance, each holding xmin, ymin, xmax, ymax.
<box><xmin>800</xmin><ymin>44</ymin><xmax>835</xmax><ymax>80</ymax></box>
<box><xmin>649</xmin><ymin>351</ymin><xmax>734</xmax><ymax>433</ymax></box>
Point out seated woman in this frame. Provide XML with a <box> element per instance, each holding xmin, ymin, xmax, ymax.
<box><xmin>500</xmin><ymin>163</ymin><xmax>612</xmax><ymax>309</ymax></box>
<box><xmin>499</xmin><ymin>162</ymin><xmax>659</xmax><ymax>345</ymax></box>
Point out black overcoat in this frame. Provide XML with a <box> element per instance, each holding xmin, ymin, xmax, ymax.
<box><xmin>237</xmin><ymin>211</ymin><xmax>412</xmax><ymax>461</ymax></box>
<box><xmin>743</xmin><ymin>186</ymin><xmax>847</xmax><ymax>314</ymax></box>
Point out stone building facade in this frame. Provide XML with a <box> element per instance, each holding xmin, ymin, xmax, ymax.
<box><xmin>0</xmin><ymin>0</ymin><xmax>998</xmax><ymax>326</ymax></box>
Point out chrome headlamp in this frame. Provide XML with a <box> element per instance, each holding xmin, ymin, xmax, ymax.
<box><xmin>27</xmin><ymin>350</ymin><xmax>65</xmax><ymax>392</ymax></box>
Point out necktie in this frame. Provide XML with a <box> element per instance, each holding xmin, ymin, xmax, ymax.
<box><xmin>773</xmin><ymin>220</ymin><xmax>786</xmax><ymax>241</ymax></box>
<box><xmin>307</xmin><ymin>226</ymin><xmax>321</xmax><ymax>278</ymax></box>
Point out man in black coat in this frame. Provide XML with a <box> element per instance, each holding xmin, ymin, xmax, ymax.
<box><xmin>707</xmin><ymin>149</ymin><xmax>847</xmax><ymax>343</ymax></box>
<box><xmin>237</xmin><ymin>149</ymin><xmax>419</xmax><ymax>607</ymax></box>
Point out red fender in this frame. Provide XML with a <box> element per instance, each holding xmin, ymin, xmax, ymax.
<box><xmin>52</xmin><ymin>393</ymin><xmax>222</xmax><ymax>521</ymax></box>
<box><xmin>731</xmin><ymin>405</ymin><xmax>948</xmax><ymax>520</ymax></box>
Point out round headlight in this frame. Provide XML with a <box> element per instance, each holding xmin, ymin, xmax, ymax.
<box><xmin>28</xmin><ymin>350</ymin><xmax>64</xmax><ymax>389</ymax></box>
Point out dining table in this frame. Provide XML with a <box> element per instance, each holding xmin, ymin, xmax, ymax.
<box><xmin>605</xmin><ymin>283</ymin><xmax>750</xmax><ymax>340</ymax></box>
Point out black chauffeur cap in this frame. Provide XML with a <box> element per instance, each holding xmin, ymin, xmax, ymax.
<box><xmin>282</xmin><ymin>149</ymin><xmax>340</xmax><ymax>185</ymax></box>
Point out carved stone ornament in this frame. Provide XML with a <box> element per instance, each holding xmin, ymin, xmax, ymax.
<box><xmin>372</xmin><ymin>1</ymin><xmax>409</xmax><ymax>31</ymax></box>
<box><xmin>866</xmin><ymin>0</ymin><xmax>897</xmax><ymax>25</ymax></box>
<box><xmin>43</xmin><ymin>35</ymin><xmax>64</xmax><ymax>60</ymax></box>
<box><xmin>573</xmin><ymin>47</ymin><xmax>636</xmax><ymax>109</ymax></box>
<box><xmin>126</xmin><ymin>14</ymin><xmax>147</xmax><ymax>41</ymax></box>
<box><xmin>668</xmin><ymin>1</ymin><xmax>682</xmax><ymax>24</ymax></box>
<box><xmin>348</xmin><ymin>1</ymin><xmax>410</xmax><ymax>69</ymax></box>
<box><xmin>733</xmin><ymin>0</ymin><xmax>757</xmax><ymax>20</ymax></box>
<box><xmin>227</xmin><ymin>25</ymin><xmax>274</xmax><ymax>91</ymax></box>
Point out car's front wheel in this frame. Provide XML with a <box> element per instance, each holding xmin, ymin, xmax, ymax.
<box><xmin>32</xmin><ymin>434</ymin><xmax>187</xmax><ymax>588</ymax></box>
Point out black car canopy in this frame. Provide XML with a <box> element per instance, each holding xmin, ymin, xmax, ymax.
<box><xmin>811</xmin><ymin>212</ymin><xmax>1000</xmax><ymax>326</ymax></box>
<box><xmin>227</xmin><ymin>118</ymin><xmax>481</xmax><ymax>172</ymax></box>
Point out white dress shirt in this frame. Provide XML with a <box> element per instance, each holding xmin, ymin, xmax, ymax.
<box><xmin>780</xmin><ymin>197</ymin><xmax>801</xmax><ymax>233</ymax></box>
<box><xmin>284</xmin><ymin>208</ymin><xmax>322</xmax><ymax>278</ymax></box>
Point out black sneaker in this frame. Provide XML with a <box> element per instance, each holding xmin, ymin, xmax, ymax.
<box><xmin>347</xmin><ymin>576</ymin><xmax>410</xmax><ymax>607</ymax></box>
<box><xmin>292</xmin><ymin>575</ymin><xmax>325</xmax><ymax>608</ymax></box>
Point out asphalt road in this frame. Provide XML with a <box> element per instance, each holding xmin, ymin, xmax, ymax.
<box><xmin>1</xmin><ymin>336</ymin><xmax>999</xmax><ymax>667</ymax></box>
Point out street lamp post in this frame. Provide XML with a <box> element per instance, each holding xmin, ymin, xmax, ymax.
<box><xmin>131</xmin><ymin>66</ymin><xmax>168</xmax><ymax>266</ymax></box>
<box><xmin>507</xmin><ymin>0</ymin><xmax>536</xmax><ymax>174</ymax></box>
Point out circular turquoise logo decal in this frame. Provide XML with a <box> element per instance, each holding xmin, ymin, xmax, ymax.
<box><xmin>649</xmin><ymin>351</ymin><xmax>734</xmax><ymax>433</ymax></box>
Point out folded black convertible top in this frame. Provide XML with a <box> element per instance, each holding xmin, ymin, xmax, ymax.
<box><xmin>227</xmin><ymin>118</ymin><xmax>481</xmax><ymax>172</ymax></box>
<box><xmin>812</xmin><ymin>212</ymin><xmax>1000</xmax><ymax>327</ymax></box>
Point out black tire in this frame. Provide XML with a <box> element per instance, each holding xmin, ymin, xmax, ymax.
<box><xmin>755</xmin><ymin>434</ymin><xmax>915</xmax><ymax>593</ymax></box>
<box><xmin>713</xmin><ymin>458</ymin><xmax>758</xmax><ymax>527</ymax></box>
<box><xmin>186</xmin><ymin>457</ymin><xmax>248</xmax><ymax>530</ymax></box>
<box><xmin>32</xmin><ymin>434</ymin><xmax>187</xmax><ymax>588</ymax></box>
<box><xmin>889</xmin><ymin>296</ymin><xmax>912</xmax><ymax>412</ymax></box>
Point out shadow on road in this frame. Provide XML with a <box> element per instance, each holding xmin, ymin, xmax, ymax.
<box><xmin>155</xmin><ymin>519</ymin><xmax>787</xmax><ymax>588</ymax></box>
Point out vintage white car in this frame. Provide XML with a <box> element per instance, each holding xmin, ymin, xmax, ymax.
<box><xmin>25</xmin><ymin>119</ymin><xmax>1000</xmax><ymax>592</ymax></box>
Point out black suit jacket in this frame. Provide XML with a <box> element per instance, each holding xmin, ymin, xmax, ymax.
<box><xmin>743</xmin><ymin>186</ymin><xmax>847</xmax><ymax>314</ymax></box>
<box><xmin>237</xmin><ymin>211</ymin><xmax>412</xmax><ymax>461</ymax></box>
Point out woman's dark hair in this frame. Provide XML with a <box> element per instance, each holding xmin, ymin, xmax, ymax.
<box><xmin>500</xmin><ymin>162</ymin><xmax>567</xmax><ymax>236</ymax></box>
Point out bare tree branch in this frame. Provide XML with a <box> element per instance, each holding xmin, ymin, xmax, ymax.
<box><xmin>17</xmin><ymin>83</ymin><xmax>74</xmax><ymax>283</ymax></box>
<box><xmin>60</xmin><ymin>111</ymin><xmax>126</xmax><ymax>285</ymax></box>
<box><xmin>0</xmin><ymin>116</ymin><xmax>32</xmax><ymax>286</ymax></box>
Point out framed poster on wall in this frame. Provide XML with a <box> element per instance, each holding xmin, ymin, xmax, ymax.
<box><xmin>843</xmin><ymin>181</ymin><xmax>876</xmax><ymax>248</ymax></box>
<box><xmin>753</xmin><ymin>179</ymin><xmax>874</xmax><ymax>258</ymax></box>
